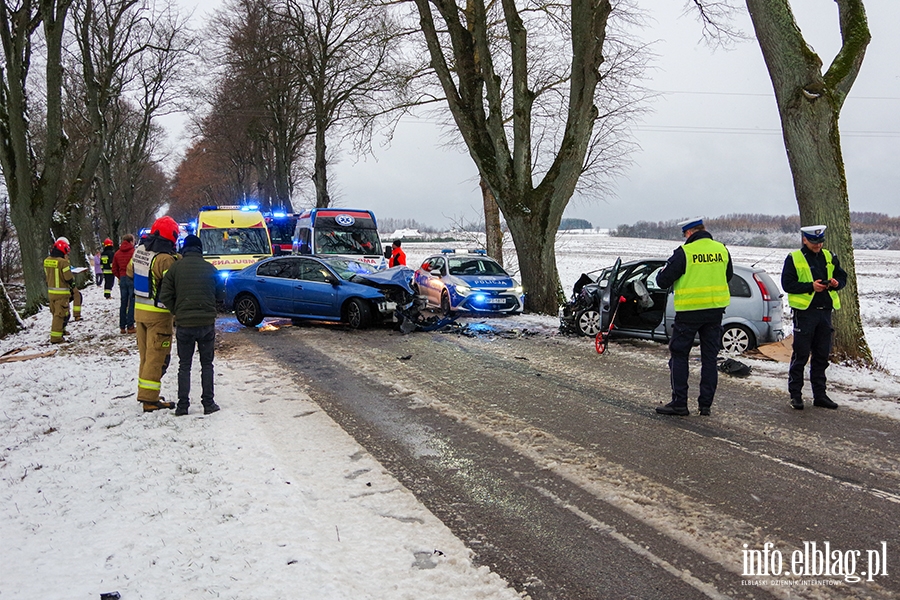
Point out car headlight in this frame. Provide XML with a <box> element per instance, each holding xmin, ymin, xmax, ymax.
<box><xmin>507</xmin><ymin>285</ymin><xmax>523</xmax><ymax>294</ymax></box>
<box><xmin>455</xmin><ymin>284</ymin><xmax>471</xmax><ymax>295</ymax></box>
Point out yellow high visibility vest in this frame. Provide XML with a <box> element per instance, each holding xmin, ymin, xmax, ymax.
<box><xmin>788</xmin><ymin>249</ymin><xmax>841</xmax><ymax>310</ymax></box>
<box><xmin>673</xmin><ymin>238</ymin><xmax>730</xmax><ymax>312</ymax></box>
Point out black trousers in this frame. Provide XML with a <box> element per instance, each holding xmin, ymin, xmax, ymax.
<box><xmin>103</xmin><ymin>273</ymin><xmax>115</xmax><ymax>298</ymax></box>
<box><xmin>668</xmin><ymin>319</ymin><xmax>723</xmax><ymax>409</ymax></box>
<box><xmin>176</xmin><ymin>324</ymin><xmax>216</xmax><ymax>407</ymax></box>
<box><xmin>788</xmin><ymin>309</ymin><xmax>833</xmax><ymax>400</ymax></box>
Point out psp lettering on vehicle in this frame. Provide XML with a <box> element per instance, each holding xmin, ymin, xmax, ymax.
<box><xmin>291</xmin><ymin>208</ymin><xmax>386</xmax><ymax>269</ymax></box>
<box><xmin>196</xmin><ymin>204</ymin><xmax>273</xmax><ymax>282</ymax></box>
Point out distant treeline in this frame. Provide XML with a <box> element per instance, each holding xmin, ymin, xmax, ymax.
<box><xmin>613</xmin><ymin>213</ymin><xmax>900</xmax><ymax>250</ymax></box>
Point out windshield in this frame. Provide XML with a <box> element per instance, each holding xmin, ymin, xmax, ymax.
<box><xmin>447</xmin><ymin>257</ymin><xmax>507</xmax><ymax>276</ymax></box>
<box><xmin>267</xmin><ymin>218</ymin><xmax>297</xmax><ymax>247</ymax></box>
<box><xmin>320</xmin><ymin>257</ymin><xmax>377</xmax><ymax>280</ymax></box>
<box><xmin>200</xmin><ymin>227</ymin><xmax>271</xmax><ymax>255</ymax></box>
<box><xmin>314</xmin><ymin>227</ymin><xmax>382</xmax><ymax>256</ymax></box>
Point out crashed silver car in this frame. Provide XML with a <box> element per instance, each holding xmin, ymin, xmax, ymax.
<box><xmin>560</xmin><ymin>258</ymin><xmax>785</xmax><ymax>354</ymax></box>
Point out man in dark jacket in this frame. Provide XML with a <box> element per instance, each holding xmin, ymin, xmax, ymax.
<box><xmin>654</xmin><ymin>218</ymin><xmax>733</xmax><ymax>417</ymax></box>
<box><xmin>112</xmin><ymin>234</ymin><xmax>136</xmax><ymax>334</ymax></box>
<box><xmin>159</xmin><ymin>234</ymin><xmax>221</xmax><ymax>416</ymax></box>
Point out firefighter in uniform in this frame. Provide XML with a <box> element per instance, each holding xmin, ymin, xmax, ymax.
<box><xmin>781</xmin><ymin>225</ymin><xmax>846</xmax><ymax>410</ymax></box>
<box><xmin>127</xmin><ymin>217</ymin><xmax>180</xmax><ymax>412</ymax></box>
<box><xmin>655</xmin><ymin>218</ymin><xmax>733</xmax><ymax>416</ymax></box>
<box><xmin>44</xmin><ymin>237</ymin><xmax>75</xmax><ymax>344</ymax></box>
<box><xmin>100</xmin><ymin>238</ymin><xmax>116</xmax><ymax>299</ymax></box>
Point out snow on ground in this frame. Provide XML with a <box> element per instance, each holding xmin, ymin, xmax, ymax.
<box><xmin>0</xmin><ymin>286</ymin><xmax>521</xmax><ymax>599</ymax></box>
<box><xmin>2</xmin><ymin>233</ymin><xmax>899</xmax><ymax>598</ymax></box>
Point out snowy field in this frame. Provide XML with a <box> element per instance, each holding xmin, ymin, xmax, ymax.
<box><xmin>1</xmin><ymin>233</ymin><xmax>899</xmax><ymax>599</ymax></box>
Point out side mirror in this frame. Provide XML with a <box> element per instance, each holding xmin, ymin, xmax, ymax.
<box><xmin>430</xmin><ymin>269</ymin><xmax>441</xmax><ymax>277</ymax></box>
<box><xmin>324</xmin><ymin>274</ymin><xmax>339</xmax><ymax>285</ymax></box>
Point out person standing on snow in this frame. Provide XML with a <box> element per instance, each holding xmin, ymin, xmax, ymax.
<box><xmin>127</xmin><ymin>217</ymin><xmax>180</xmax><ymax>412</ymax></box>
<box><xmin>93</xmin><ymin>252</ymin><xmax>103</xmax><ymax>286</ymax></box>
<box><xmin>655</xmin><ymin>218</ymin><xmax>733</xmax><ymax>417</ymax></box>
<box><xmin>781</xmin><ymin>225</ymin><xmax>847</xmax><ymax>411</ymax></box>
<box><xmin>44</xmin><ymin>237</ymin><xmax>75</xmax><ymax>344</ymax></box>
<box><xmin>112</xmin><ymin>233</ymin><xmax>137</xmax><ymax>334</ymax></box>
<box><xmin>159</xmin><ymin>234</ymin><xmax>221</xmax><ymax>416</ymax></box>
<box><xmin>100</xmin><ymin>238</ymin><xmax>117</xmax><ymax>299</ymax></box>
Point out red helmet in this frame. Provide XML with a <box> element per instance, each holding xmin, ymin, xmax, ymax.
<box><xmin>103</xmin><ymin>238</ymin><xmax>113</xmax><ymax>246</ymax></box>
<box><xmin>151</xmin><ymin>216</ymin><xmax>179</xmax><ymax>243</ymax></box>
<box><xmin>54</xmin><ymin>237</ymin><xmax>70</xmax><ymax>254</ymax></box>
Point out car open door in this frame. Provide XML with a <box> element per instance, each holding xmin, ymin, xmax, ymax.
<box><xmin>598</xmin><ymin>258</ymin><xmax>622</xmax><ymax>332</ymax></box>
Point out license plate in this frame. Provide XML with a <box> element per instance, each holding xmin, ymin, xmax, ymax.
<box><xmin>486</xmin><ymin>297</ymin><xmax>507</xmax><ymax>304</ymax></box>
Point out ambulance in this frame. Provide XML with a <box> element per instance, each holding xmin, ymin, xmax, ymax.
<box><xmin>291</xmin><ymin>208</ymin><xmax>386</xmax><ymax>269</ymax></box>
<box><xmin>196</xmin><ymin>205</ymin><xmax>272</xmax><ymax>279</ymax></box>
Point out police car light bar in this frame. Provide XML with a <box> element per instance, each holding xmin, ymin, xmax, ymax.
<box><xmin>470</xmin><ymin>249</ymin><xmax>487</xmax><ymax>255</ymax></box>
<box><xmin>441</xmin><ymin>248</ymin><xmax>456</xmax><ymax>254</ymax></box>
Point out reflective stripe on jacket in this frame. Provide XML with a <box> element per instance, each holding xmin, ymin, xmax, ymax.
<box><xmin>44</xmin><ymin>257</ymin><xmax>73</xmax><ymax>296</ymax></box>
<box><xmin>673</xmin><ymin>238</ymin><xmax>730</xmax><ymax>312</ymax></box>
<box><xmin>788</xmin><ymin>249</ymin><xmax>841</xmax><ymax>310</ymax></box>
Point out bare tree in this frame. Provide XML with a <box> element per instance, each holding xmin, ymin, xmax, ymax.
<box><xmin>410</xmin><ymin>0</ymin><xmax>647</xmax><ymax>313</ymax></box>
<box><xmin>278</xmin><ymin>0</ymin><xmax>405</xmax><ymax>208</ymax></box>
<box><xmin>211</xmin><ymin>0</ymin><xmax>312</xmax><ymax>211</ymax></box>
<box><xmin>739</xmin><ymin>0</ymin><xmax>871</xmax><ymax>363</ymax></box>
<box><xmin>0</xmin><ymin>0</ymin><xmax>74</xmax><ymax>314</ymax></box>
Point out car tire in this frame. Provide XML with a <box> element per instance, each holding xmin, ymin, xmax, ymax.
<box><xmin>576</xmin><ymin>309</ymin><xmax>602</xmax><ymax>337</ymax></box>
<box><xmin>345</xmin><ymin>298</ymin><xmax>372</xmax><ymax>329</ymax></box>
<box><xmin>440</xmin><ymin>291</ymin><xmax>452</xmax><ymax>317</ymax></box>
<box><xmin>234</xmin><ymin>294</ymin><xmax>264</xmax><ymax>327</ymax></box>
<box><xmin>722</xmin><ymin>324</ymin><xmax>755</xmax><ymax>355</ymax></box>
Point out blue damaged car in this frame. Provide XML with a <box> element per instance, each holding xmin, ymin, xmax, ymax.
<box><xmin>225</xmin><ymin>255</ymin><xmax>396</xmax><ymax>329</ymax></box>
<box><xmin>413</xmin><ymin>250</ymin><xmax>524</xmax><ymax>315</ymax></box>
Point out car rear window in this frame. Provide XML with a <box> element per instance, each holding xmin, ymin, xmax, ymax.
<box><xmin>729</xmin><ymin>274</ymin><xmax>752</xmax><ymax>298</ymax></box>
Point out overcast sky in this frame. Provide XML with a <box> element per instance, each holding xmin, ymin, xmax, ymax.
<box><xmin>174</xmin><ymin>0</ymin><xmax>900</xmax><ymax>230</ymax></box>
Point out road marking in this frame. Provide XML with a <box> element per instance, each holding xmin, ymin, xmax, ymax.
<box><xmin>531</xmin><ymin>484</ymin><xmax>733</xmax><ymax>600</ymax></box>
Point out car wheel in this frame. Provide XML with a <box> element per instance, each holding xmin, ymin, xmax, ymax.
<box><xmin>345</xmin><ymin>298</ymin><xmax>372</xmax><ymax>329</ymax></box>
<box><xmin>722</xmin><ymin>324</ymin><xmax>755</xmax><ymax>355</ymax></box>
<box><xmin>234</xmin><ymin>294</ymin><xmax>263</xmax><ymax>327</ymax></box>
<box><xmin>576</xmin><ymin>309</ymin><xmax>602</xmax><ymax>337</ymax></box>
<box><xmin>440</xmin><ymin>291</ymin><xmax>452</xmax><ymax>317</ymax></box>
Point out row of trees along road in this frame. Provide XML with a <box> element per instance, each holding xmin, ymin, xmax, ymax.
<box><xmin>0</xmin><ymin>0</ymin><xmax>193</xmax><ymax>328</ymax></box>
<box><xmin>1</xmin><ymin>0</ymin><xmax>875</xmax><ymax>365</ymax></box>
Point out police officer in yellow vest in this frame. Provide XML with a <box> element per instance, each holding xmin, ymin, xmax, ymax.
<box><xmin>127</xmin><ymin>216</ymin><xmax>180</xmax><ymax>412</ymax></box>
<box><xmin>655</xmin><ymin>218</ymin><xmax>733</xmax><ymax>416</ymax></box>
<box><xmin>44</xmin><ymin>237</ymin><xmax>75</xmax><ymax>344</ymax></box>
<box><xmin>781</xmin><ymin>225</ymin><xmax>846</xmax><ymax>410</ymax></box>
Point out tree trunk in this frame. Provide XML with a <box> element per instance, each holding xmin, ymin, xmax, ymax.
<box><xmin>745</xmin><ymin>0</ymin><xmax>872</xmax><ymax>364</ymax></box>
<box><xmin>505</xmin><ymin>207</ymin><xmax>564</xmax><ymax>312</ymax></box>
<box><xmin>413</xmin><ymin>0</ymin><xmax>611</xmax><ymax>314</ymax></box>
<box><xmin>480</xmin><ymin>177</ymin><xmax>503</xmax><ymax>264</ymax></box>
<box><xmin>0</xmin><ymin>279</ymin><xmax>24</xmax><ymax>338</ymax></box>
<box><xmin>312</xmin><ymin>118</ymin><xmax>330</xmax><ymax>208</ymax></box>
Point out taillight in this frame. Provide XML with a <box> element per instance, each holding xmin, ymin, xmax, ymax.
<box><xmin>753</xmin><ymin>273</ymin><xmax>771</xmax><ymax>301</ymax></box>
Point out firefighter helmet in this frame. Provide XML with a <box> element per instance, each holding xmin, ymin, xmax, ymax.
<box><xmin>150</xmin><ymin>216</ymin><xmax>179</xmax><ymax>243</ymax></box>
<box><xmin>54</xmin><ymin>237</ymin><xmax>71</xmax><ymax>254</ymax></box>
<box><xmin>103</xmin><ymin>238</ymin><xmax>113</xmax><ymax>246</ymax></box>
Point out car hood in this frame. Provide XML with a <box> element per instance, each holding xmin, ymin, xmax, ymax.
<box><xmin>354</xmin><ymin>265</ymin><xmax>417</xmax><ymax>295</ymax></box>
<box><xmin>451</xmin><ymin>274</ymin><xmax>515</xmax><ymax>289</ymax></box>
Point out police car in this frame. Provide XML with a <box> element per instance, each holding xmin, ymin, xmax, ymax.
<box><xmin>413</xmin><ymin>249</ymin><xmax>524</xmax><ymax>315</ymax></box>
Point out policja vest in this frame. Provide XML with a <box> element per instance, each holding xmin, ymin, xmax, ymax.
<box><xmin>673</xmin><ymin>238</ymin><xmax>730</xmax><ymax>312</ymax></box>
<box><xmin>787</xmin><ymin>249</ymin><xmax>841</xmax><ymax>310</ymax></box>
